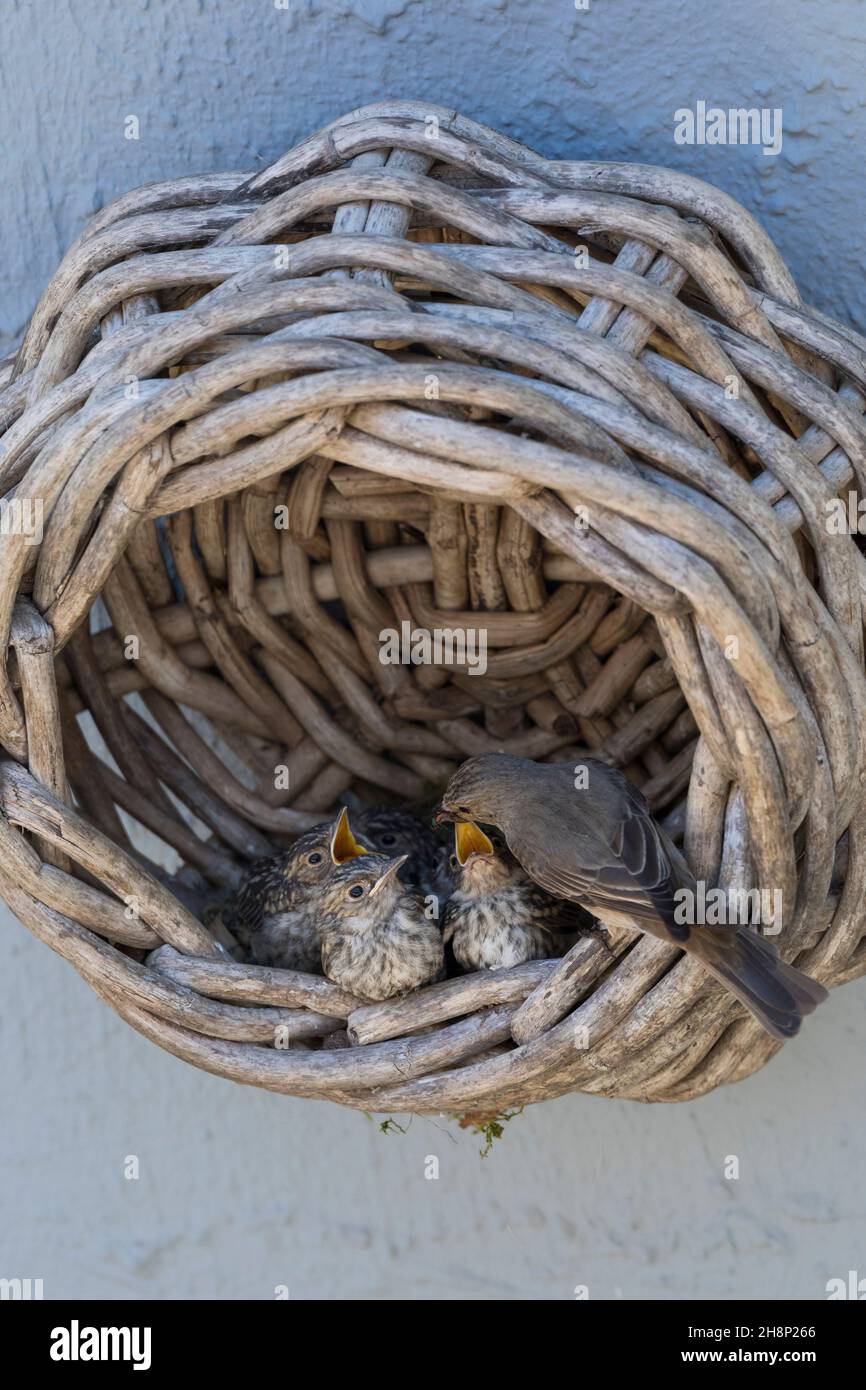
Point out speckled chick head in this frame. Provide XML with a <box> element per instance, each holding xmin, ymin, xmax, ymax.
<box><xmin>316</xmin><ymin>853</ymin><xmax>410</xmax><ymax>934</ymax></box>
<box><xmin>448</xmin><ymin>821</ymin><xmax>526</xmax><ymax>896</ymax></box>
<box><xmin>224</xmin><ymin>806</ymin><xmax>372</xmax><ymax>951</ymax></box>
<box><xmin>281</xmin><ymin>805</ymin><xmax>371</xmax><ymax>892</ymax></box>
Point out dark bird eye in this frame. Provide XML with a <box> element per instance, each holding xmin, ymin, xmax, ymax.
<box><xmin>449</xmin><ymin>855</ymin><xmax>458</xmax><ymax>870</ymax></box>
<box><xmin>380</xmin><ymin>833</ymin><xmax>397</xmax><ymax>847</ymax></box>
<box><xmin>308</xmin><ymin>852</ymin><xmax>323</xmax><ymax>865</ymax></box>
<box><xmin>348</xmin><ymin>884</ymin><xmax>365</xmax><ymax>899</ymax></box>
<box><xmin>459</xmin><ymin>805</ymin><xmax>471</xmax><ymax>815</ymax></box>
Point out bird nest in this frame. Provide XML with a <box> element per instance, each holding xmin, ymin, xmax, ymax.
<box><xmin>2</xmin><ymin>101</ymin><xmax>865</xmax><ymax>1114</ymax></box>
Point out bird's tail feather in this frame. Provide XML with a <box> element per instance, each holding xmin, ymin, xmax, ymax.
<box><xmin>688</xmin><ymin>927</ymin><xmax>827</xmax><ymax>1039</ymax></box>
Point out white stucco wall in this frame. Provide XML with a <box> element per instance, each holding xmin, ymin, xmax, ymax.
<box><xmin>1</xmin><ymin>0</ymin><xmax>865</xmax><ymax>1300</ymax></box>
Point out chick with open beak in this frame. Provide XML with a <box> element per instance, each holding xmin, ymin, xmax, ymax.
<box><xmin>444</xmin><ymin>822</ymin><xmax>590</xmax><ymax>971</ymax></box>
<box><xmin>223</xmin><ymin>806</ymin><xmax>371</xmax><ymax>972</ymax></box>
<box><xmin>319</xmin><ymin>853</ymin><xmax>445</xmax><ymax>1000</ymax></box>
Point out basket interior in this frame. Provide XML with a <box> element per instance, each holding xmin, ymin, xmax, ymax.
<box><xmin>68</xmin><ymin>514</ymin><xmax>688</xmax><ymax>914</ymax></box>
<box><xmin>38</xmin><ymin>168</ymin><xmax>720</xmax><ymax>923</ymax></box>
<box><xmin>65</xmin><ymin>406</ymin><xmax>704</xmax><ymax>953</ymax></box>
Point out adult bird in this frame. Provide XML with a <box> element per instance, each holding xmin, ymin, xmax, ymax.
<box><xmin>435</xmin><ymin>754</ymin><xmax>827</xmax><ymax>1039</ymax></box>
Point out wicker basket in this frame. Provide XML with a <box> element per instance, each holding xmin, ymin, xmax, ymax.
<box><xmin>2</xmin><ymin>100</ymin><xmax>865</xmax><ymax>1114</ymax></box>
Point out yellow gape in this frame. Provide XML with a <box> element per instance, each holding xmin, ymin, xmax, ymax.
<box><xmin>455</xmin><ymin>821</ymin><xmax>494</xmax><ymax>865</ymax></box>
<box><xmin>330</xmin><ymin>807</ymin><xmax>370</xmax><ymax>865</ymax></box>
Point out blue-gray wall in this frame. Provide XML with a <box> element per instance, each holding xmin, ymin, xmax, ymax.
<box><xmin>3</xmin><ymin>0</ymin><xmax>866</xmax><ymax>356</ymax></box>
<box><xmin>1</xmin><ymin>0</ymin><xmax>865</xmax><ymax>1301</ymax></box>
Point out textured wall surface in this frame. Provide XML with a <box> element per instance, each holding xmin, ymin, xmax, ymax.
<box><xmin>2</xmin><ymin>0</ymin><xmax>866</xmax><ymax>1301</ymax></box>
<box><xmin>3</xmin><ymin>916</ymin><xmax>865</xmax><ymax>1301</ymax></box>
<box><xmin>3</xmin><ymin>0</ymin><xmax>866</xmax><ymax>355</ymax></box>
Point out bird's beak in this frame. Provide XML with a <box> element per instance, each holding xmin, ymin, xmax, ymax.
<box><xmin>330</xmin><ymin>806</ymin><xmax>369</xmax><ymax>865</ymax></box>
<box><xmin>369</xmin><ymin>854</ymin><xmax>409</xmax><ymax>897</ymax></box>
<box><xmin>455</xmin><ymin>821</ymin><xmax>494</xmax><ymax>866</ymax></box>
<box><xmin>434</xmin><ymin>803</ymin><xmax>455</xmax><ymax>827</ymax></box>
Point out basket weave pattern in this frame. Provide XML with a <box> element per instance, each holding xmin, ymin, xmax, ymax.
<box><xmin>2</xmin><ymin>101</ymin><xmax>865</xmax><ymax>1111</ymax></box>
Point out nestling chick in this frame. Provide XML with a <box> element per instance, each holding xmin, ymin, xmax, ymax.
<box><xmin>319</xmin><ymin>854</ymin><xmax>445</xmax><ymax>1001</ymax></box>
<box><xmin>223</xmin><ymin>806</ymin><xmax>370</xmax><ymax>972</ymax></box>
<box><xmin>436</xmin><ymin>754</ymin><xmax>828</xmax><ymax>1039</ymax></box>
<box><xmin>444</xmin><ymin>821</ymin><xmax>591</xmax><ymax>971</ymax></box>
<box><xmin>352</xmin><ymin>804</ymin><xmax>452</xmax><ymax>903</ymax></box>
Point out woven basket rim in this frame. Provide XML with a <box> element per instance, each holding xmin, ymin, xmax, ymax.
<box><xmin>2</xmin><ymin>99</ymin><xmax>865</xmax><ymax>1113</ymax></box>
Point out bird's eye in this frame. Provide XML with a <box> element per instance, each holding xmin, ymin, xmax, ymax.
<box><xmin>348</xmin><ymin>884</ymin><xmax>365</xmax><ymax>899</ymax></box>
<box><xmin>458</xmin><ymin>805</ymin><xmax>471</xmax><ymax>815</ymax></box>
<box><xmin>380</xmin><ymin>833</ymin><xmax>397</xmax><ymax>847</ymax></box>
<box><xmin>449</xmin><ymin>854</ymin><xmax>459</xmax><ymax>871</ymax></box>
<box><xmin>308</xmin><ymin>852</ymin><xmax>323</xmax><ymax>865</ymax></box>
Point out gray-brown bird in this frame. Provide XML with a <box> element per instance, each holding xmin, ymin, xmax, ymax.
<box><xmin>435</xmin><ymin>754</ymin><xmax>827</xmax><ymax>1039</ymax></box>
<box><xmin>351</xmin><ymin>804</ymin><xmax>452</xmax><ymax>904</ymax></box>
<box><xmin>223</xmin><ymin>806</ymin><xmax>371</xmax><ymax>972</ymax></box>
<box><xmin>444</xmin><ymin>821</ymin><xmax>591</xmax><ymax>971</ymax></box>
<box><xmin>318</xmin><ymin>853</ymin><xmax>445</xmax><ymax>1000</ymax></box>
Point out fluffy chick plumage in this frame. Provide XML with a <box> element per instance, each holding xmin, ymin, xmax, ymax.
<box><xmin>319</xmin><ymin>854</ymin><xmax>445</xmax><ymax>1001</ymax></box>
<box><xmin>444</xmin><ymin>826</ymin><xmax>591</xmax><ymax>971</ymax></box>
<box><xmin>223</xmin><ymin>810</ymin><xmax>369</xmax><ymax>972</ymax></box>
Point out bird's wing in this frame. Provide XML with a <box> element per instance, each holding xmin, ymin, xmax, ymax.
<box><xmin>507</xmin><ymin>786</ymin><xmax>694</xmax><ymax>944</ymax></box>
<box><xmin>225</xmin><ymin>855</ymin><xmax>294</xmax><ymax>937</ymax></box>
